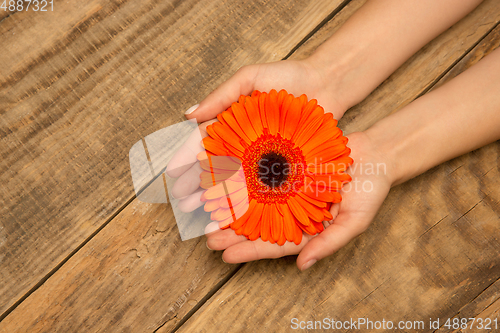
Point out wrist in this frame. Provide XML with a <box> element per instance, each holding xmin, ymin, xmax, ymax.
<box><xmin>363</xmin><ymin>122</ymin><xmax>409</xmax><ymax>187</ymax></box>
<box><xmin>304</xmin><ymin>41</ymin><xmax>363</xmax><ymax>113</ymax></box>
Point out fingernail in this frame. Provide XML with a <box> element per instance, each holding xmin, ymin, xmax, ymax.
<box><xmin>206</xmin><ymin>241</ymin><xmax>213</xmax><ymax>251</ymax></box>
<box><xmin>222</xmin><ymin>257</ymin><xmax>227</xmax><ymax>264</ymax></box>
<box><xmin>301</xmin><ymin>259</ymin><xmax>317</xmax><ymax>271</ymax></box>
<box><xmin>185</xmin><ymin>104</ymin><xmax>199</xmax><ymax>115</ymax></box>
<box><xmin>205</xmin><ymin>223</ymin><xmax>220</xmax><ymax>235</ymax></box>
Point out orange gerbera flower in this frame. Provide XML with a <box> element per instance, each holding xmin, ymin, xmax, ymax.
<box><xmin>198</xmin><ymin>89</ymin><xmax>353</xmax><ymax>245</ymax></box>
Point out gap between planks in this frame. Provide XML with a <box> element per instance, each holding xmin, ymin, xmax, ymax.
<box><xmin>415</xmin><ymin>20</ymin><xmax>500</xmax><ymax>101</ymax></box>
<box><xmin>0</xmin><ymin>0</ymin><xmax>353</xmax><ymax>326</ymax></box>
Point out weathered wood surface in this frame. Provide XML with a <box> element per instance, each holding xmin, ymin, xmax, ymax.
<box><xmin>176</xmin><ymin>2</ymin><xmax>500</xmax><ymax>333</ymax></box>
<box><xmin>0</xmin><ymin>0</ymin><xmax>349</xmax><ymax>327</ymax></box>
<box><xmin>1</xmin><ymin>0</ymin><xmax>499</xmax><ymax>332</ymax></box>
<box><xmin>291</xmin><ymin>0</ymin><xmax>500</xmax><ymax>134</ymax></box>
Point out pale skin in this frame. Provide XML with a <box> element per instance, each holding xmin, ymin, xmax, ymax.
<box><xmin>166</xmin><ymin>0</ymin><xmax>492</xmax><ymax>271</ymax></box>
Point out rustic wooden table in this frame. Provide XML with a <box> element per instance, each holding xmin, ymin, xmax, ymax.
<box><xmin>1</xmin><ymin>0</ymin><xmax>500</xmax><ymax>332</ymax></box>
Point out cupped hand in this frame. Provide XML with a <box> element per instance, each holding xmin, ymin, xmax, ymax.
<box><xmin>205</xmin><ymin>131</ymin><xmax>394</xmax><ymax>271</ymax></box>
<box><xmin>186</xmin><ymin>59</ymin><xmax>347</xmax><ymax>123</ymax></box>
<box><xmin>166</xmin><ymin>59</ymin><xmax>348</xmax><ymax>212</ymax></box>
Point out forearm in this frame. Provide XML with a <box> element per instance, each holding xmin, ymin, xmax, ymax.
<box><xmin>366</xmin><ymin>47</ymin><xmax>500</xmax><ymax>186</ymax></box>
<box><xmin>306</xmin><ymin>0</ymin><xmax>483</xmax><ymax>115</ymax></box>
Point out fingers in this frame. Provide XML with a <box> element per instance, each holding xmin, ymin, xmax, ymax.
<box><xmin>205</xmin><ymin>226</ymin><xmax>247</xmax><ymax>250</ymax></box>
<box><xmin>171</xmin><ymin>162</ymin><xmax>204</xmax><ymax>199</ymax></box>
<box><xmin>296</xmin><ymin>214</ymin><xmax>365</xmax><ymax>271</ymax></box>
<box><xmin>177</xmin><ymin>190</ymin><xmax>204</xmax><ymax>213</ymax></box>
<box><xmin>185</xmin><ymin>65</ymin><xmax>259</xmax><ymax>122</ymax></box>
<box><xmin>205</xmin><ymin>221</ymin><xmax>309</xmax><ymax>263</ymax></box>
<box><xmin>222</xmin><ymin>238</ymin><xmax>306</xmax><ymax>263</ymax></box>
<box><xmin>165</xmin><ymin>119</ymin><xmax>216</xmax><ymax>178</ymax></box>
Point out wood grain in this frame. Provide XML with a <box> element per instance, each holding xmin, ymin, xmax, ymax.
<box><xmin>175</xmin><ymin>2</ymin><xmax>500</xmax><ymax>333</ymax></box>
<box><xmin>290</xmin><ymin>0</ymin><xmax>500</xmax><ymax>135</ymax></box>
<box><xmin>0</xmin><ymin>0</ymin><xmax>349</xmax><ymax>326</ymax></box>
<box><xmin>436</xmin><ymin>278</ymin><xmax>500</xmax><ymax>332</ymax></box>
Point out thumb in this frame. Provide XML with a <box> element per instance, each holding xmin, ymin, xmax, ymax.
<box><xmin>185</xmin><ymin>65</ymin><xmax>259</xmax><ymax>122</ymax></box>
<box><xmin>296</xmin><ymin>214</ymin><xmax>367</xmax><ymax>271</ymax></box>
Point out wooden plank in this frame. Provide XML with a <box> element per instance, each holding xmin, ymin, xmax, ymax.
<box><xmin>435</xmin><ymin>278</ymin><xmax>500</xmax><ymax>332</ymax></box>
<box><xmin>0</xmin><ymin>200</ymin><xmax>240</xmax><ymax>332</ymax></box>
<box><xmin>175</xmin><ymin>2</ymin><xmax>500</xmax><ymax>332</ymax></box>
<box><xmin>0</xmin><ymin>0</ymin><xmax>350</xmax><ymax>327</ymax></box>
<box><xmin>290</xmin><ymin>0</ymin><xmax>500</xmax><ymax>134</ymax></box>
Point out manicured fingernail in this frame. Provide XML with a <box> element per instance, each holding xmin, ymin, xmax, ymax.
<box><xmin>185</xmin><ymin>104</ymin><xmax>199</xmax><ymax>115</ymax></box>
<box><xmin>206</xmin><ymin>241</ymin><xmax>213</xmax><ymax>251</ymax></box>
<box><xmin>205</xmin><ymin>223</ymin><xmax>220</xmax><ymax>235</ymax></box>
<box><xmin>301</xmin><ymin>259</ymin><xmax>317</xmax><ymax>271</ymax></box>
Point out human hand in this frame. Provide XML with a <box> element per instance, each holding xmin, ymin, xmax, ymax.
<box><xmin>205</xmin><ymin>131</ymin><xmax>394</xmax><ymax>271</ymax></box>
<box><xmin>185</xmin><ymin>59</ymin><xmax>348</xmax><ymax>123</ymax></box>
<box><xmin>166</xmin><ymin>58</ymin><xmax>350</xmax><ymax>212</ymax></box>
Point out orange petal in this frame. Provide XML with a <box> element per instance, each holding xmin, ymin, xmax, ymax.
<box><xmin>293</xmin><ymin>106</ymin><xmax>324</xmax><ymax>147</ymax></box>
<box><xmin>222</xmin><ymin>109</ymin><xmax>251</xmax><ymax>144</ymax></box>
<box><xmin>296</xmin><ymin>98</ymin><xmax>317</xmax><ymax>129</ymax></box>
<box><xmin>303</xmin><ymin>183</ymin><xmax>337</xmax><ymax>202</ymax></box>
<box><xmin>204</xmin><ymin>199</ymin><xmax>220</xmax><ymax>212</ymax></box>
<box><xmin>244</xmin><ymin>96</ymin><xmax>264</xmax><ymax>136</ymax></box>
<box><xmin>283</xmin><ymin>97</ymin><xmax>303</xmax><ymax>139</ymax></box>
<box><xmin>297</xmin><ymin>191</ymin><xmax>327</xmax><ymax>208</ymax></box>
<box><xmin>287</xmin><ymin>196</ymin><xmax>311</xmax><ymax>226</ymax></box>
<box><xmin>293</xmin><ymin>194</ymin><xmax>325</xmax><ymax>222</ymax></box>
<box><xmin>212</xmin><ymin>199</ymin><xmax>248</xmax><ymax>222</ymax></box>
<box><xmin>280</xmin><ymin>203</ymin><xmax>295</xmax><ymax>242</ymax></box>
<box><xmin>202</xmin><ymin>137</ymin><xmax>228</xmax><ymax>156</ymax></box>
<box><xmin>202</xmin><ymin>179</ymin><xmax>244</xmax><ymax>200</ymax></box>
<box><xmin>212</xmin><ymin>121</ymin><xmax>245</xmax><ymax>152</ymax></box>
<box><xmin>219</xmin><ymin>187</ymin><xmax>248</xmax><ymax>208</ymax></box>
<box><xmin>206</xmin><ymin>123</ymin><xmax>222</xmax><ymax>141</ymax></box>
<box><xmin>260</xmin><ymin>204</ymin><xmax>272</xmax><ymax>242</ymax></box>
<box><xmin>232</xmin><ymin>102</ymin><xmax>258</xmax><ymax>141</ymax></box>
<box><xmin>251</xmin><ymin>90</ymin><xmax>261</xmax><ymax>98</ymax></box>
<box><xmin>258</xmin><ymin>92</ymin><xmax>268</xmax><ymax>129</ymax></box>
<box><xmin>277</xmin><ymin>89</ymin><xmax>288</xmax><ymax>110</ymax></box>
<box><xmin>277</xmin><ymin>227</ymin><xmax>286</xmax><ymax>246</ymax></box>
<box><xmin>306</xmin><ymin>156</ymin><xmax>354</xmax><ymax>174</ymax></box>
<box><xmin>280</xmin><ymin>93</ymin><xmax>294</xmax><ymax>134</ymax></box>
<box><xmin>271</xmin><ymin>205</ymin><xmax>283</xmax><ymax>243</ymax></box>
<box><xmin>248</xmin><ymin>220</ymin><xmax>261</xmax><ymax>240</ymax></box>
<box><xmin>266</xmin><ymin>89</ymin><xmax>279</xmax><ymax>135</ymax></box>
<box><xmin>228</xmin><ymin>199</ymin><xmax>254</xmax><ymax>230</ymax></box>
<box><xmin>306</xmin><ymin>145</ymin><xmax>350</xmax><ymax>164</ymax></box>
<box><xmin>323</xmin><ymin>209</ymin><xmax>333</xmax><ymax>220</ymax></box>
<box><xmin>242</xmin><ymin>201</ymin><xmax>264</xmax><ymax>236</ymax></box>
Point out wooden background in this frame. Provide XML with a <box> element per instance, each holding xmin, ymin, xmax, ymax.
<box><xmin>1</xmin><ymin>0</ymin><xmax>499</xmax><ymax>332</ymax></box>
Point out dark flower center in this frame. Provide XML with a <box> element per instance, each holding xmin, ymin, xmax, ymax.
<box><xmin>258</xmin><ymin>152</ymin><xmax>289</xmax><ymax>188</ymax></box>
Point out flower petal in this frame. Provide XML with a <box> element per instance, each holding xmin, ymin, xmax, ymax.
<box><xmin>266</xmin><ymin>89</ymin><xmax>280</xmax><ymax>135</ymax></box>
<box><xmin>232</xmin><ymin>102</ymin><xmax>258</xmax><ymax>141</ymax></box>
<box><xmin>244</xmin><ymin>96</ymin><xmax>264</xmax><ymax>136</ymax></box>
<box><xmin>287</xmin><ymin>196</ymin><xmax>311</xmax><ymax>226</ymax></box>
<box><xmin>260</xmin><ymin>204</ymin><xmax>272</xmax><ymax>242</ymax></box>
<box><xmin>293</xmin><ymin>194</ymin><xmax>325</xmax><ymax>222</ymax></box>
<box><xmin>283</xmin><ymin>97</ymin><xmax>303</xmax><ymax>139</ymax></box>
<box><xmin>222</xmin><ymin>109</ymin><xmax>251</xmax><ymax>144</ymax></box>
<box><xmin>279</xmin><ymin>93</ymin><xmax>294</xmax><ymax>134</ymax></box>
<box><xmin>293</xmin><ymin>106</ymin><xmax>325</xmax><ymax>147</ymax></box>
<box><xmin>297</xmin><ymin>191</ymin><xmax>327</xmax><ymax>208</ymax></box>
<box><xmin>258</xmin><ymin>92</ymin><xmax>268</xmax><ymax>129</ymax></box>
<box><xmin>243</xmin><ymin>201</ymin><xmax>264</xmax><ymax>236</ymax></box>
<box><xmin>271</xmin><ymin>205</ymin><xmax>283</xmax><ymax>243</ymax></box>
<box><xmin>202</xmin><ymin>137</ymin><xmax>229</xmax><ymax>156</ymax></box>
